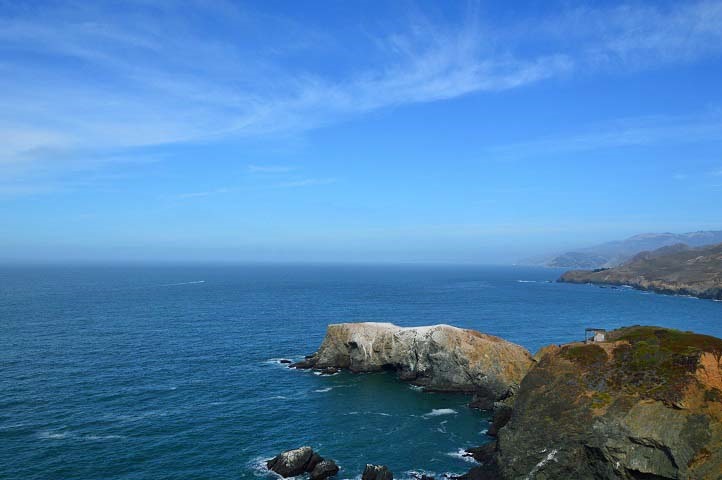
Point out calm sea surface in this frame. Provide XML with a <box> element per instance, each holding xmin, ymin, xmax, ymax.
<box><xmin>2</xmin><ymin>264</ymin><xmax>721</xmax><ymax>480</ymax></box>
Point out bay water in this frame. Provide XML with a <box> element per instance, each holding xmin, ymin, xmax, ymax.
<box><xmin>2</xmin><ymin>264</ymin><xmax>721</xmax><ymax>479</ymax></box>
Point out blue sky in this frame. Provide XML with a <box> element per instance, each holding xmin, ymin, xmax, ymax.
<box><xmin>1</xmin><ymin>0</ymin><xmax>722</xmax><ymax>263</ymax></box>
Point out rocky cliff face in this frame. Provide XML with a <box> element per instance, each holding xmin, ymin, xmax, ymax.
<box><xmin>481</xmin><ymin>326</ymin><xmax>722</xmax><ymax>479</ymax></box>
<box><xmin>296</xmin><ymin>323</ymin><xmax>533</xmax><ymax>402</ymax></box>
<box><xmin>559</xmin><ymin>242</ymin><xmax>722</xmax><ymax>300</ymax></box>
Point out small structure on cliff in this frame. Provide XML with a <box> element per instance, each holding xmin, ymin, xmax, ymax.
<box><xmin>584</xmin><ymin>328</ymin><xmax>606</xmax><ymax>343</ymax></box>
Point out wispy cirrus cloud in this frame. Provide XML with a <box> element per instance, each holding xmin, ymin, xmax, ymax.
<box><xmin>276</xmin><ymin>178</ymin><xmax>337</xmax><ymax>188</ymax></box>
<box><xmin>172</xmin><ymin>166</ymin><xmax>335</xmax><ymax>199</ymax></box>
<box><xmin>175</xmin><ymin>188</ymin><xmax>231</xmax><ymax>199</ymax></box>
<box><xmin>248</xmin><ymin>165</ymin><xmax>296</xmax><ymax>174</ymax></box>
<box><xmin>1</xmin><ymin>0</ymin><xmax>722</xmax><ymax>187</ymax></box>
<box><xmin>486</xmin><ymin>112</ymin><xmax>722</xmax><ymax>159</ymax></box>
<box><xmin>0</xmin><ymin>1</ymin><xmax>563</xmax><ymax>167</ymax></box>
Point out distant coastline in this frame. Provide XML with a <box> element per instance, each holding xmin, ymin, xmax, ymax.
<box><xmin>558</xmin><ymin>242</ymin><xmax>722</xmax><ymax>301</ymax></box>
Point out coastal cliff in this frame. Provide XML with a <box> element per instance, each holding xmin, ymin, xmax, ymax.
<box><xmin>473</xmin><ymin>326</ymin><xmax>722</xmax><ymax>479</ymax></box>
<box><xmin>559</xmin><ymin>242</ymin><xmax>722</xmax><ymax>300</ymax></box>
<box><xmin>293</xmin><ymin>322</ymin><xmax>533</xmax><ymax>403</ymax></box>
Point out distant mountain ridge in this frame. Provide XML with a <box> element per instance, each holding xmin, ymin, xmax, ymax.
<box><xmin>522</xmin><ymin>230</ymin><xmax>722</xmax><ymax>269</ymax></box>
<box><xmin>558</xmin><ymin>241</ymin><xmax>722</xmax><ymax>300</ymax></box>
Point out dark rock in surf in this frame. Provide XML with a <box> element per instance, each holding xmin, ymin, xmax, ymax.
<box><xmin>362</xmin><ymin>464</ymin><xmax>393</xmax><ymax>480</ymax></box>
<box><xmin>267</xmin><ymin>447</ymin><xmax>341</xmax><ymax>479</ymax></box>
<box><xmin>290</xmin><ymin>354</ymin><xmax>318</xmax><ymax>369</ymax></box>
<box><xmin>309</xmin><ymin>459</ymin><xmax>339</xmax><ymax>480</ymax></box>
<box><xmin>464</xmin><ymin>442</ymin><xmax>496</xmax><ymax>465</ymax></box>
<box><xmin>278</xmin><ymin>359</ymin><xmax>292</xmax><ymax>364</ymax></box>
<box><xmin>266</xmin><ymin>446</ymin><xmax>314</xmax><ymax>477</ymax></box>
<box><xmin>306</xmin><ymin>453</ymin><xmax>323</xmax><ymax>473</ymax></box>
<box><xmin>410</xmin><ymin>474</ymin><xmax>434</xmax><ymax>480</ymax></box>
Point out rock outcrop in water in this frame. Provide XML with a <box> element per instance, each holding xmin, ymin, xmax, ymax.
<box><xmin>267</xmin><ymin>447</ymin><xmax>338</xmax><ymax>479</ymax></box>
<box><xmin>293</xmin><ymin>322</ymin><xmax>534</xmax><ymax>404</ymax></box>
<box><xmin>310</xmin><ymin>460</ymin><xmax>340</xmax><ymax>480</ymax></box>
<box><xmin>469</xmin><ymin>326</ymin><xmax>722</xmax><ymax>479</ymax></box>
<box><xmin>559</xmin><ymin>242</ymin><xmax>722</xmax><ymax>300</ymax></box>
<box><xmin>362</xmin><ymin>464</ymin><xmax>393</xmax><ymax>480</ymax></box>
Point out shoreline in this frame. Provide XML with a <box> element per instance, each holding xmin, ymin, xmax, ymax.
<box><xmin>279</xmin><ymin>323</ymin><xmax>722</xmax><ymax>479</ymax></box>
<box><xmin>558</xmin><ymin>276</ymin><xmax>722</xmax><ymax>301</ymax></box>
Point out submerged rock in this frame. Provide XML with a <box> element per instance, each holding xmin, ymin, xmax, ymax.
<box><xmin>485</xmin><ymin>326</ymin><xmax>722</xmax><ymax>479</ymax></box>
<box><xmin>300</xmin><ymin>323</ymin><xmax>533</xmax><ymax>403</ymax></box>
<box><xmin>362</xmin><ymin>464</ymin><xmax>393</xmax><ymax>480</ymax></box>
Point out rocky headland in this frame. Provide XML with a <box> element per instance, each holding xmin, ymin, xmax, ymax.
<box><xmin>291</xmin><ymin>322</ymin><xmax>534</xmax><ymax>406</ymax></box>
<box><xmin>280</xmin><ymin>323</ymin><xmax>722</xmax><ymax>479</ymax></box>
<box><xmin>559</xmin><ymin>242</ymin><xmax>722</xmax><ymax>300</ymax></box>
<box><xmin>471</xmin><ymin>326</ymin><xmax>722</xmax><ymax>479</ymax></box>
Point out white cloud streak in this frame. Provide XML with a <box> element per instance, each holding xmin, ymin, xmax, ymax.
<box><xmin>248</xmin><ymin>165</ymin><xmax>295</xmax><ymax>174</ymax></box>
<box><xmin>276</xmin><ymin>178</ymin><xmax>337</xmax><ymax>188</ymax></box>
<box><xmin>487</xmin><ymin>113</ymin><xmax>722</xmax><ymax>159</ymax></box>
<box><xmin>0</xmin><ymin>1</ymin><xmax>722</xmax><ymax>179</ymax></box>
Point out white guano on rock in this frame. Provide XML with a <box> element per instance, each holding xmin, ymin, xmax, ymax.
<box><xmin>303</xmin><ymin>322</ymin><xmax>534</xmax><ymax>401</ymax></box>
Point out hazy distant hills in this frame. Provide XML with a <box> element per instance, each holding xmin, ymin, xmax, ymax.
<box><xmin>559</xmin><ymin>242</ymin><xmax>722</xmax><ymax>300</ymax></box>
<box><xmin>522</xmin><ymin>230</ymin><xmax>722</xmax><ymax>269</ymax></box>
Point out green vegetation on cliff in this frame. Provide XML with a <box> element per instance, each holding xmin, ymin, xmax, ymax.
<box><xmin>477</xmin><ymin>326</ymin><xmax>722</xmax><ymax>480</ymax></box>
<box><xmin>560</xmin><ymin>326</ymin><xmax>722</xmax><ymax>406</ymax></box>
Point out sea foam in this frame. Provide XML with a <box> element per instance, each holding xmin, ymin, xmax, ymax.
<box><xmin>446</xmin><ymin>448</ymin><xmax>477</xmax><ymax>463</ymax></box>
<box><xmin>424</xmin><ymin>408</ymin><xmax>458</xmax><ymax>417</ymax></box>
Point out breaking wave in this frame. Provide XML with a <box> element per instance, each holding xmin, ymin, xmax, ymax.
<box><xmin>424</xmin><ymin>408</ymin><xmax>458</xmax><ymax>417</ymax></box>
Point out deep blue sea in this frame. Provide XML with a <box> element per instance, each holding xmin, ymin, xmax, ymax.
<box><xmin>2</xmin><ymin>264</ymin><xmax>721</xmax><ymax>480</ymax></box>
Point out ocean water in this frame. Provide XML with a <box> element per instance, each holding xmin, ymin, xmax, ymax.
<box><xmin>2</xmin><ymin>264</ymin><xmax>721</xmax><ymax>480</ymax></box>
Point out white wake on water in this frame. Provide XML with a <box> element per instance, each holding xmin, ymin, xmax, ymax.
<box><xmin>159</xmin><ymin>280</ymin><xmax>206</xmax><ymax>287</ymax></box>
<box><xmin>38</xmin><ymin>430</ymin><xmax>124</xmax><ymax>441</ymax></box>
<box><xmin>38</xmin><ymin>431</ymin><xmax>72</xmax><ymax>440</ymax></box>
